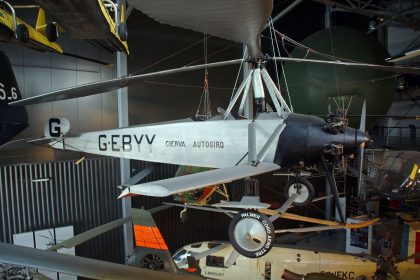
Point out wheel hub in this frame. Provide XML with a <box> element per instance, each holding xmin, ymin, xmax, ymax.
<box><xmin>233</xmin><ymin>217</ymin><xmax>267</xmax><ymax>252</ymax></box>
<box><xmin>288</xmin><ymin>183</ymin><xmax>309</xmax><ymax>204</ymax></box>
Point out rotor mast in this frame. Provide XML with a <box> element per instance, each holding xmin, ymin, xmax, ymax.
<box><xmin>223</xmin><ymin>58</ymin><xmax>291</xmax><ymax>120</ymax></box>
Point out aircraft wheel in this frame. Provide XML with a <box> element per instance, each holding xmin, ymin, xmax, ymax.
<box><xmin>140</xmin><ymin>254</ymin><xmax>164</xmax><ymax>271</ymax></box>
<box><xmin>118</xmin><ymin>23</ymin><xmax>128</xmax><ymax>41</ymax></box>
<box><xmin>284</xmin><ymin>177</ymin><xmax>314</xmax><ymax>207</ymax></box>
<box><xmin>16</xmin><ymin>24</ymin><xmax>29</xmax><ymax>43</ymax></box>
<box><xmin>46</xmin><ymin>22</ymin><xmax>58</xmax><ymax>42</ymax></box>
<box><xmin>228</xmin><ymin>211</ymin><xmax>275</xmax><ymax>258</ymax></box>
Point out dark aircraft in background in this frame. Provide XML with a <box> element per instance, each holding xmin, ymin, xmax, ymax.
<box><xmin>371</xmin><ymin>150</ymin><xmax>420</xmax><ymax>200</ymax></box>
<box><xmin>0</xmin><ymin>51</ymin><xmax>28</xmax><ymax>146</ymax></box>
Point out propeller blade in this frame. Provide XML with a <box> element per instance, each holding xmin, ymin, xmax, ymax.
<box><xmin>271</xmin><ymin>57</ymin><xmax>420</xmax><ymax>75</ymax></box>
<box><xmin>10</xmin><ymin>59</ymin><xmax>243</xmax><ymax>106</ymax></box>
<box><xmin>357</xmin><ymin>99</ymin><xmax>367</xmax><ymax>199</ymax></box>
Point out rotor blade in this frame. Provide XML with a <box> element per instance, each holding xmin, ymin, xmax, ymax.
<box><xmin>271</xmin><ymin>57</ymin><xmax>420</xmax><ymax>75</ymax></box>
<box><xmin>11</xmin><ymin>59</ymin><xmax>243</xmax><ymax>106</ymax></box>
<box><xmin>0</xmin><ymin>243</ymin><xmax>201</xmax><ymax>280</ymax></box>
<box><xmin>47</xmin><ymin>216</ymin><xmax>131</xmax><ymax>251</ymax></box>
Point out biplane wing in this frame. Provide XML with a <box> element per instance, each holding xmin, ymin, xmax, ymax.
<box><xmin>0</xmin><ymin>242</ymin><xmax>201</xmax><ymax>280</ymax></box>
<box><xmin>119</xmin><ymin>162</ymin><xmax>280</xmax><ymax>198</ymax></box>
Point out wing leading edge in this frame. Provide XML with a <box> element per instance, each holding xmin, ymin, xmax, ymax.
<box><xmin>119</xmin><ymin>162</ymin><xmax>280</xmax><ymax>198</ymax></box>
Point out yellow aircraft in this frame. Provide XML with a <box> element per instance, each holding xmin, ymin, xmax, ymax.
<box><xmin>0</xmin><ymin>1</ymin><xmax>62</xmax><ymax>53</ymax></box>
<box><xmin>33</xmin><ymin>0</ymin><xmax>129</xmax><ymax>54</ymax></box>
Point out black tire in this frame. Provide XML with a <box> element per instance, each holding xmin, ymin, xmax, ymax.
<box><xmin>118</xmin><ymin>22</ymin><xmax>128</xmax><ymax>41</ymax></box>
<box><xmin>16</xmin><ymin>24</ymin><xmax>29</xmax><ymax>43</ymax></box>
<box><xmin>140</xmin><ymin>254</ymin><xmax>164</xmax><ymax>271</ymax></box>
<box><xmin>46</xmin><ymin>22</ymin><xmax>58</xmax><ymax>42</ymax></box>
<box><xmin>284</xmin><ymin>177</ymin><xmax>315</xmax><ymax>207</ymax></box>
<box><xmin>228</xmin><ymin>211</ymin><xmax>275</xmax><ymax>258</ymax></box>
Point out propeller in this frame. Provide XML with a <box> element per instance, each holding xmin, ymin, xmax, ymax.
<box><xmin>357</xmin><ymin>99</ymin><xmax>367</xmax><ymax>200</ymax></box>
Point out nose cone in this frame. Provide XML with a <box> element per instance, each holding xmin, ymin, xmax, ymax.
<box><xmin>342</xmin><ymin>127</ymin><xmax>370</xmax><ymax>154</ymax></box>
<box><xmin>356</xmin><ymin>130</ymin><xmax>370</xmax><ymax>146</ymax></box>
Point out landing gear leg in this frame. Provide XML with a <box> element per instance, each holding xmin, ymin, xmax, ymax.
<box><xmin>321</xmin><ymin>155</ymin><xmax>345</xmax><ymax>223</ymax></box>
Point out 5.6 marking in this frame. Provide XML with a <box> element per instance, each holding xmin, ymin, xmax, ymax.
<box><xmin>0</xmin><ymin>83</ymin><xmax>18</xmax><ymax>101</ymax></box>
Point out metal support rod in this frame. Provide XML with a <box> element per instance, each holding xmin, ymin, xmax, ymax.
<box><xmin>263</xmin><ymin>0</ymin><xmax>304</xmax><ymax>30</ymax></box>
<box><xmin>261</xmin><ymin>68</ymin><xmax>291</xmax><ymax>113</ymax></box>
<box><xmin>223</xmin><ymin>70</ymin><xmax>253</xmax><ymax>120</ymax></box>
<box><xmin>255</xmin><ymin>124</ymin><xmax>286</xmax><ymax>165</ymax></box>
<box><xmin>116</xmin><ymin>51</ymin><xmax>133</xmax><ymax>258</ymax></box>
<box><xmin>325</xmin><ymin>176</ymin><xmax>331</xmax><ymax>221</ymax></box>
<box><xmin>242</xmin><ymin>45</ymin><xmax>253</xmax><ymax>119</ymax></box>
<box><xmin>238</xmin><ymin>73</ymin><xmax>253</xmax><ymax>115</ymax></box>
<box><xmin>321</xmin><ymin>154</ymin><xmax>345</xmax><ymax>223</ymax></box>
<box><xmin>252</xmin><ymin>68</ymin><xmax>265</xmax><ymax>99</ymax></box>
<box><xmin>248</xmin><ymin>121</ymin><xmax>257</xmax><ymax>163</ymax></box>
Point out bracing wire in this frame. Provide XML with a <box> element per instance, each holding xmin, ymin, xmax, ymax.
<box><xmin>229</xmin><ymin>46</ymin><xmax>248</xmax><ymax>102</ymax></box>
<box><xmin>268</xmin><ymin>18</ymin><xmax>281</xmax><ymax>89</ymax></box>
<box><xmin>195</xmin><ymin>35</ymin><xmax>212</xmax><ymax>120</ymax></box>
<box><xmin>269</xmin><ymin>20</ymin><xmax>294</xmax><ymax>112</ymax></box>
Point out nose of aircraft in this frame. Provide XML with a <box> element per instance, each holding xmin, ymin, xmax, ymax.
<box><xmin>342</xmin><ymin>127</ymin><xmax>370</xmax><ymax>154</ymax></box>
<box><xmin>356</xmin><ymin>130</ymin><xmax>370</xmax><ymax>146</ymax></box>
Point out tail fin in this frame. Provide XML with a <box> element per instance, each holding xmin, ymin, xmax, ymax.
<box><xmin>0</xmin><ymin>51</ymin><xmax>28</xmax><ymax>145</ymax></box>
<box><xmin>127</xmin><ymin>208</ymin><xmax>179</xmax><ymax>274</ymax></box>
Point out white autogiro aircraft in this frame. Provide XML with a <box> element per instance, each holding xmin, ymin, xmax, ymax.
<box><xmin>9</xmin><ymin>0</ymin><xmax>419</xmax><ymax>258</ymax></box>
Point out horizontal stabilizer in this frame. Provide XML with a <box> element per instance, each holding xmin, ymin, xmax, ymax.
<box><xmin>119</xmin><ymin>162</ymin><xmax>280</xmax><ymax>198</ymax></box>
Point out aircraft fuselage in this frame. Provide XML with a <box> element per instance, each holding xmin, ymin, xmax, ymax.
<box><xmin>48</xmin><ymin>112</ymin><xmax>368</xmax><ymax>169</ymax></box>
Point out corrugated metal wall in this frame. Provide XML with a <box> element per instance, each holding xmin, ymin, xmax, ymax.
<box><xmin>0</xmin><ymin>158</ymin><xmax>124</xmax><ymax>263</ymax></box>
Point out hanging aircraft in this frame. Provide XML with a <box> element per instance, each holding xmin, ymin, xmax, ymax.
<box><xmin>0</xmin><ymin>208</ymin><xmax>202</xmax><ymax>280</ymax></box>
<box><xmin>32</xmin><ymin>0</ymin><xmax>129</xmax><ymax>54</ymax></box>
<box><xmin>0</xmin><ymin>1</ymin><xmax>62</xmax><ymax>53</ymax></box>
<box><xmin>0</xmin><ymin>50</ymin><xmax>28</xmax><ymax>146</ymax></box>
<box><xmin>5</xmin><ymin>0</ymin><xmax>420</xmax><ymax>258</ymax></box>
<box><xmin>1</xmin><ymin>208</ymin><xmax>415</xmax><ymax>280</ymax></box>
